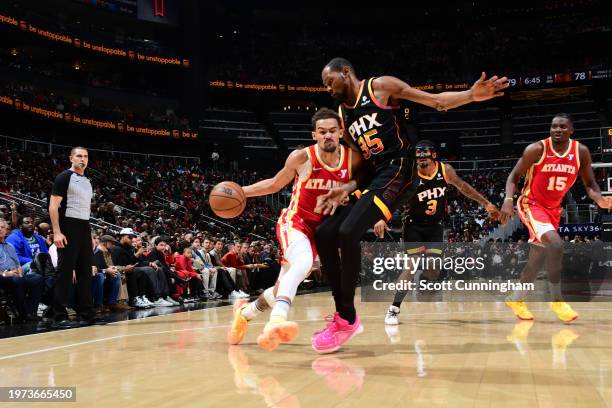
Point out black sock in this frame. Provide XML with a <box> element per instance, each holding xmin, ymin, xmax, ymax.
<box><xmin>339</xmin><ymin>306</ymin><xmax>356</xmax><ymax>325</ymax></box>
<box><xmin>392</xmin><ymin>290</ymin><xmax>409</xmax><ymax>308</ymax></box>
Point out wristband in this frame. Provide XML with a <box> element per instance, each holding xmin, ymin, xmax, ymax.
<box><xmin>504</xmin><ymin>197</ymin><xmax>513</xmax><ymax>201</ymax></box>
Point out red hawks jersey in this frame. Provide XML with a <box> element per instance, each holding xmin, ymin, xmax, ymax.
<box><xmin>278</xmin><ymin>144</ymin><xmax>352</xmax><ymax>234</ymax></box>
<box><xmin>521</xmin><ymin>137</ymin><xmax>581</xmax><ymax>209</ymax></box>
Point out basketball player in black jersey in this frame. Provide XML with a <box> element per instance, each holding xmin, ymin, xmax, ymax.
<box><xmin>371</xmin><ymin>140</ymin><xmax>500</xmax><ymax>325</ymax></box>
<box><xmin>311</xmin><ymin>58</ymin><xmax>508</xmax><ymax>353</ymax></box>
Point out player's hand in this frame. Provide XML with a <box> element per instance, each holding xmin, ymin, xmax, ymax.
<box><xmin>373</xmin><ymin>219</ymin><xmax>389</xmax><ymax>239</ymax></box>
<box><xmin>499</xmin><ymin>199</ymin><xmax>515</xmax><ymax>225</ymax></box>
<box><xmin>596</xmin><ymin>196</ymin><xmax>612</xmax><ymax>209</ymax></box>
<box><xmin>470</xmin><ymin>72</ymin><xmax>509</xmax><ymax>101</ymax></box>
<box><xmin>54</xmin><ymin>231</ymin><xmax>68</xmax><ymax>248</ymax></box>
<box><xmin>315</xmin><ymin>188</ymin><xmax>349</xmax><ymax>215</ymax></box>
<box><xmin>485</xmin><ymin>202</ymin><xmax>501</xmax><ymax>221</ymax></box>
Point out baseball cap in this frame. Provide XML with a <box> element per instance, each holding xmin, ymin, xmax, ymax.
<box><xmin>119</xmin><ymin>228</ymin><xmax>137</xmax><ymax>237</ymax></box>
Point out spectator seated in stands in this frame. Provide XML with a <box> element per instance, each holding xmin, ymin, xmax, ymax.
<box><xmin>111</xmin><ymin>228</ymin><xmax>158</xmax><ymax>309</ymax></box>
<box><xmin>93</xmin><ymin>235</ymin><xmax>131</xmax><ymax>312</ymax></box>
<box><xmin>191</xmin><ymin>237</ymin><xmax>222</xmax><ymax>300</ymax></box>
<box><xmin>6</xmin><ymin>216</ymin><xmax>48</xmax><ymax>274</ymax></box>
<box><xmin>208</xmin><ymin>239</ymin><xmax>243</xmax><ymax>299</ymax></box>
<box><xmin>222</xmin><ymin>242</ymin><xmax>258</xmax><ymax>297</ymax></box>
<box><xmin>173</xmin><ymin>244</ymin><xmax>204</xmax><ymax>301</ymax></box>
<box><xmin>0</xmin><ymin>218</ymin><xmax>44</xmax><ymax>322</ymax></box>
<box><xmin>145</xmin><ymin>236</ymin><xmax>180</xmax><ymax>307</ymax></box>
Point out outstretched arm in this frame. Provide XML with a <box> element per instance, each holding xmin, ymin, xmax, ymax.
<box><xmin>242</xmin><ymin>149</ymin><xmax>307</xmax><ymax>198</ymax></box>
<box><xmin>500</xmin><ymin>142</ymin><xmax>543</xmax><ymax>224</ymax></box>
<box><xmin>578</xmin><ymin>144</ymin><xmax>612</xmax><ymax>209</ymax></box>
<box><xmin>374</xmin><ymin>73</ymin><xmax>509</xmax><ymax>111</ymax></box>
<box><xmin>444</xmin><ymin>163</ymin><xmax>500</xmax><ymax>220</ymax></box>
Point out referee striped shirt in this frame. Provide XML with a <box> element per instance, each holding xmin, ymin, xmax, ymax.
<box><xmin>51</xmin><ymin>169</ymin><xmax>93</xmax><ymax>220</ymax></box>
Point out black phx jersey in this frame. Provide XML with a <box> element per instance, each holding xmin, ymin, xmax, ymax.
<box><xmin>404</xmin><ymin>161</ymin><xmax>448</xmax><ymax>224</ymax></box>
<box><xmin>338</xmin><ymin>77</ymin><xmax>412</xmax><ymax>168</ymax></box>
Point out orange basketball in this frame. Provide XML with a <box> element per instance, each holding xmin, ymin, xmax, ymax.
<box><xmin>209</xmin><ymin>181</ymin><xmax>246</xmax><ymax>219</ymax></box>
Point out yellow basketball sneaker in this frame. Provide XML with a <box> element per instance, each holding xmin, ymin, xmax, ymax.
<box><xmin>227</xmin><ymin>299</ymin><xmax>250</xmax><ymax>345</ymax></box>
<box><xmin>257</xmin><ymin>317</ymin><xmax>299</xmax><ymax>352</ymax></box>
<box><xmin>550</xmin><ymin>301</ymin><xmax>578</xmax><ymax>323</ymax></box>
<box><xmin>505</xmin><ymin>300</ymin><xmax>534</xmax><ymax>320</ymax></box>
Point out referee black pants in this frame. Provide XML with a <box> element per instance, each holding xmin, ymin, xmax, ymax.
<box><xmin>53</xmin><ymin>218</ymin><xmax>95</xmax><ymax>321</ymax></box>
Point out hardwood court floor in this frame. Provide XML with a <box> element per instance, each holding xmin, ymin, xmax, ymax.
<box><xmin>1</xmin><ymin>291</ymin><xmax>612</xmax><ymax>407</ymax></box>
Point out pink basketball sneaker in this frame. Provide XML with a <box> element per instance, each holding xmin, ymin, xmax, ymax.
<box><xmin>311</xmin><ymin>312</ymin><xmax>363</xmax><ymax>354</ymax></box>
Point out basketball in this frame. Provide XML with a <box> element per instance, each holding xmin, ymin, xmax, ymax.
<box><xmin>209</xmin><ymin>181</ymin><xmax>246</xmax><ymax>218</ymax></box>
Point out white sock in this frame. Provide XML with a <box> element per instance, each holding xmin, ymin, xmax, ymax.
<box><xmin>510</xmin><ymin>290</ymin><xmax>525</xmax><ymax>301</ymax></box>
<box><xmin>241</xmin><ymin>301</ymin><xmax>264</xmax><ymax>321</ymax></box>
<box><xmin>269</xmin><ymin>230</ymin><xmax>313</xmax><ymax>321</ymax></box>
<box><xmin>549</xmin><ymin>282</ymin><xmax>562</xmax><ymax>301</ymax></box>
<box><xmin>270</xmin><ymin>298</ymin><xmax>291</xmax><ymax>321</ymax></box>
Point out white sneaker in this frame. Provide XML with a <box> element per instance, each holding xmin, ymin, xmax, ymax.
<box><xmin>153</xmin><ymin>298</ymin><xmax>174</xmax><ymax>307</ymax></box>
<box><xmin>133</xmin><ymin>297</ymin><xmax>147</xmax><ymax>309</ymax></box>
<box><xmin>165</xmin><ymin>296</ymin><xmax>180</xmax><ymax>306</ymax></box>
<box><xmin>238</xmin><ymin>290</ymin><xmax>249</xmax><ymax>298</ymax></box>
<box><xmin>212</xmin><ymin>292</ymin><xmax>222</xmax><ymax>299</ymax></box>
<box><xmin>141</xmin><ymin>295</ymin><xmax>155</xmax><ymax>308</ymax></box>
<box><xmin>229</xmin><ymin>290</ymin><xmax>241</xmax><ymax>299</ymax></box>
<box><xmin>385</xmin><ymin>306</ymin><xmax>400</xmax><ymax>325</ymax></box>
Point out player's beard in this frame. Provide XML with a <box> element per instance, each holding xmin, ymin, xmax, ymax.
<box><xmin>321</xmin><ymin>141</ymin><xmax>337</xmax><ymax>153</ymax></box>
<box><xmin>332</xmin><ymin>88</ymin><xmax>347</xmax><ymax>104</ymax></box>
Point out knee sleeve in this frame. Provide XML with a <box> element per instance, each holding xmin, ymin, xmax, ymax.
<box><xmin>276</xmin><ymin>231</ymin><xmax>313</xmax><ymax>302</ymax></box>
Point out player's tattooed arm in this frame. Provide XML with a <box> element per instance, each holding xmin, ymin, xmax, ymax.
<box><xmin>500</xmin><ymin>142</ymin><xmax>544</xmax><ymax>224</ymax></box>
<box><xmin>242</xmin><ymin>148</ymin><xmax>307</xmax><ymax>198</ymax></box>
<box><xmin>578</xmin><ymin>144</ymin><xmax>612</xmax><ymax>209</ymax></box>
<box><xmin>372</xmin><ymin>73</ymin><xmax>509</xmax><ymax>112</ymax></box>
<box><xmin>444</xmin><ymin>163</ymin><xmax>500</xmax><ymax>220</ymax></box>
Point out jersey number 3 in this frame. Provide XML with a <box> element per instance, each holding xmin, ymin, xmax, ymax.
<box><xmin>425</xmin><ymin>200</ymin><xmax>437</xmax><ymax>215</ymax></box>
<box><xmin>357</xmin><ymin>134</ymin><xmax>384</xmax><ymax>160</ymax></box>
<box><xmin>546</xmin><ymin>176</ymin><xmax>567</xmax><ymax>191</ymax></box>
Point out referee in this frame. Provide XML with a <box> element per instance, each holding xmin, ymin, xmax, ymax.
<box><xmin>49</xmin><ymin>146</ymin><xmax>104</xmax><ymax>328</ymax></box>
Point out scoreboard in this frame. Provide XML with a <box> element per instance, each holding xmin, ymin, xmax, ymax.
<box><xmin>603</xmin><ymin>127</ymin><xmax>612</xmax><ymax>155</ymax></box>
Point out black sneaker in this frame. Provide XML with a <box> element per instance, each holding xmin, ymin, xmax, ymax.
<box><xmin>51</xmin><ymin>319</ymin><xmax>80</xmax><ymax>329</ymax></box>
<box><xmin>78</xmin><ymin>317</ymin><xmax>108</xmax><ymax>326</ymax></box>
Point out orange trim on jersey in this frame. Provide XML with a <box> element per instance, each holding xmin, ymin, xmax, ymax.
<box><xmin>352</xmin><ymin>189</ymin><xmax>362</xmax><ymax>199</ymax></box>
<box><xmin>521</xmin><ymin>165</ymin><xmax>535</xmax><ymax>198</ymax></box>
<box><xmin>347</xmin><ymin>147</ymin><xmax>353</xmax><ymax>179</ymax></box>
<box><xmin>534</xmin><ymin>139</ymin><xmax>547</xmax><ymax>166</ymax></box>
<box><xmin>418</xmin><ymin>162</ymin><xmax>439</xmax><ymax>180</ymax></box>
<box><xmin>440</xmin><ymin>162</ymin><xmax>449</xmax><ymax>183</ymax></box>
<box><xmin>314</xmin><ymin>144</ymin><xmax>344</xmax><ymax>172</ymax></box>
<box><xmin>368</xmin><ymin>78</ymin><xmax>399</xmax><ymax>110</ymax></box>
<box><xmin>548</xmin><ymin>137</ymin><xmax>573</xmax><ymax>158</ymax></box>
<box><xmin>346</xmin><ymin>80</ymin><xmax>365</xmax><ymax>109</ymax></box>
<box><xmin>337</xmin><ymin>105</ymin><xmax>345</xmax><ymax>130</ymax></box>
<box><xmin>574</xmin><ymin>140</ymin><xmax>581</xmax><ymax>169</ymax></box>
<box><xmin>373</xmin><ymin>195</ymin><xmax>392</xmax><ymax>221</ymax></box>
<box><xmin>516</xmin><ymin>196</ymin><xmax>538</xmax><ymax>241</ymax></box>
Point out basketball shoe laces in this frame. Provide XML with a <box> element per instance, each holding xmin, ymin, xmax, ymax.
<box><xmin>313</xmin><ymin>313</ymin><xmax>340</xmax><ymax>337</ymax></box>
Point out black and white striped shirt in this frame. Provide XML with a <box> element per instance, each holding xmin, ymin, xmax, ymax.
<box><xmin>51</xmin><ymin>169</ymin><xmax>93</xmax><ymax>221</ymax></box>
